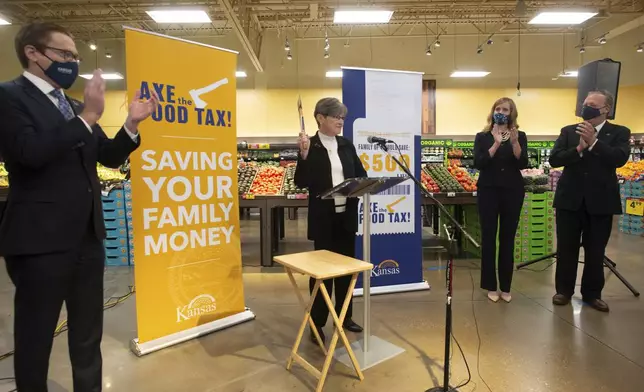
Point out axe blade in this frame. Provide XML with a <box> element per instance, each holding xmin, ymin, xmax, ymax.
<box><xmin>189</xmin><ymin>89</ymin><xmax>207</xmax><ymax>109</ymax></box>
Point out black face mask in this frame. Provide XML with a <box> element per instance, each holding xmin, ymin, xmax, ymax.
<box><xmin>37</xmin><ymin>53</ymin><xmax>79</xmax><ymax>90</ymax></box>
<box><xmin>581</xmin><ymin>105</ymin><xmax>604</xmax><ymax>121</ymax></box>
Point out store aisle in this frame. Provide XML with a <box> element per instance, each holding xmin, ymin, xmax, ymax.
<box><xmin>0</xmin><ymin>224</ymin><xmax>642</xmax><ymax>391</ymax></box>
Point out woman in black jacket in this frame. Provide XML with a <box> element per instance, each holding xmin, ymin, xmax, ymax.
<box><xmin>473</xmin><ymin>97</ymin><xmax>528</xmax><ymax>303</ymax></box>
<box><xmin>294</xmin><ymin>97</ymin><xmax>367</xmax><ymax>344</ymax></box>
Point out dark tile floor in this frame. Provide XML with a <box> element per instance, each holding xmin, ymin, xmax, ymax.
<box><xmin>0</xmin><ymin>210</ymin><xmax>643</xmax><ymax>392</ymax></box>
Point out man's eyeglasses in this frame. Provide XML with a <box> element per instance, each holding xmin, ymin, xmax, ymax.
<box><xmin>44</xmin><ymin>46</ymin><xmax>81</xmax><ymax>62</ymax></box>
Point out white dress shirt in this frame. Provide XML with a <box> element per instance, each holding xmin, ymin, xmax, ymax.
<box><xmin>22</xmin><ymin>71</ymin><xmax>138</xmax><ymax>141</ymax></box>
<box><xmin>318</xmin><ymin>132</ymin><xmax>346</xmax><ymax>213</ymax></box>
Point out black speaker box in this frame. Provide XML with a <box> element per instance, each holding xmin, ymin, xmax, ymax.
<box><xmin>575</xmin><ymin>58</ymin><xmax>621</xmax><ymax>120</ymax></box>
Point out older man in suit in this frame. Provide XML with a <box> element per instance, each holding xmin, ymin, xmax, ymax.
<box><xmin>549</xmin><ymin>90</ymin><xmax>630</xmax><ymax>313</ymax></box>
<box><xmin>0</xmin><ymin>23</ymin><xmax>158</xmax><ymax>391</ymax></box>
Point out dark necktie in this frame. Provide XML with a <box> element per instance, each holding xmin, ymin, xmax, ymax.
<box><xmin>50</xmin><ymin>89</ymin><xmax>75</xmax><ymax>121</ymax></box>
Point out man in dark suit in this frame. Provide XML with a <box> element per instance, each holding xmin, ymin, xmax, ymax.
<box><xmin>0</xmin><ymin>23</ymin><xmax>158</xmax><ymax>391</ymax></box>
<box><xmin>549</xmin><ymin>90</ymin><xmax>630</xmax><ymax>312</ymax></box>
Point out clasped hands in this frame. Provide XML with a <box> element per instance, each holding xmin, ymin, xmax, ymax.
<box><xmin>79</xmin><ymin>69</ymin><xmax>160</xmax><ymax>133</ymax></box>
<box><xmin>576</xmin><ymin>121</ymin><xmax>597</xmax><ymax>153</ymax></box>
<box><xmin>491</xmin><ymin>125</ymin><xmax>519</xmax><ymax>145</ymax></box>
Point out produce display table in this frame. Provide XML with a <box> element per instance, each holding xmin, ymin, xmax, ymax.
<box><xmin>273</xmin><ymin>250</ymin><xmax>372</xmax><ymax>392</ymax></box>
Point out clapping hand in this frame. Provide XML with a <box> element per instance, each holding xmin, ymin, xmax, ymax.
<box><xmin>80</xmin><ymin>69</ymin><xmax>106</xmax><ymax>126</ymax></box>
<box><xmin>491</xmin><ymin>126</ymin><xmax>504</xmax><ymax>145</ymax></box>
<box><xmin>298</xmin><ymin>131</ymin><xmax>310</xmax><ymax>159</ymax></box>
<box><xmin>125</xmin><ymin>90</ymin><xmax>160</xmax><ymax>132</ymax></box>
<box><xmin>509</xmin><ymin>127</ymin><xmax>519</xmax><ymax>144</ymax></box>
<box><xmin>575</xmin><ymin>121</ymin><xmax>597</xmax><ymax>146</ymax></box>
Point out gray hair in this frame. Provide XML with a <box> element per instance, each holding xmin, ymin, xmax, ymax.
<box><xmin>313</xmin><ymin>97</ymin><xmax>347</xmax><ymax>125</ymax></box>
<box><xmin>588</xmin><ymin>89</ymin><xmax>615</xmax><ymax>109</ymax></box>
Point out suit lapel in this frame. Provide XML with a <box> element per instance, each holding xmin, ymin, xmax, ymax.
<box><xmin>16</xmin><ymin>76</ymin><xmax>66</xmax><ymax>122</ymax></box>
<box><xmin>598</xmin><ymin>122</ymin><xmax>617</xmax><ymax>145</ymax></box>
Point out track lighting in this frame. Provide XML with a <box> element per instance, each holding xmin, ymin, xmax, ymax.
<box><xmin>637</xmin><ymin>45</ymin><xmax>643</xmax><ymax>53</ymax></box>
<box><xmin>105</xmin><ymin>52</ymin><xmax>112</xmax><ymax>59</ymax></box>
<box><xmin>324</xmin><ymin>51</ymin><xmax>329</xmax><ymax>59</ymax></box>
<box><xmin>435</xmin><ymin>40</ymin><xmax>441</xmax><ymax>47</ymax></box>
<box><xmin>287</xmin><ymin>51</ymin><xmax>293</xmax><ymax>60</ymax></box>
<box><xmin>599</xmin><ymin>37</ymin><xmax>607</xmax><ymax>45</ymax></box>
<box><xmin>477</xmin><ymin>46</ymin><xmax>483</xmax><ymax>55</ymax></box>
<box><xmin>426</xmin><ymin>46</ymin><xmax>432</xmax><ymax>56</ymax></box>
<box><xmin>579</xmin><ymin>46</ymin><xmax>586</xmax><ymax>53</ymax></box>
<box><xmin>284</xmin><ymin>38</ymin><xmax>290</xmax><ymax>51</ymax></box>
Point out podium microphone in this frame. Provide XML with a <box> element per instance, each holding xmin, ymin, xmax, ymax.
<box><xmin>367</xmin><ymin>136</ymin><xmax>394</xmax><ymax>144</ymax></box>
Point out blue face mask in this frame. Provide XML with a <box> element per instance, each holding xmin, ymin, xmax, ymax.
<box><xmin>493</xmin><ymin>112</ymin><xmax>509</xmax><ymax>125</ymax></box>
<box><xmin>39</xmin><ymin>54</ymin><xmax>79</xmax><ymax>89</ymax></box>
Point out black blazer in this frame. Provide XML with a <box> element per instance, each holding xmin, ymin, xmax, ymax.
<box><xmin>0</xmin><ymin>75</ymin><xmax>140</xmax><ymax>256</ymax></box>
<box><xmin>294</xmin><ymin>133</ymin><xmax>367</xmax><ymax>241</ymax></box>
<box><xmin>549</xmin><ymin>122</ymin><xmax>630</xmax><ymax>215</ymax></box>
<box><xmin>473</xmin><ymin>130</ymin><xmax>529</xmax><ymax>189</ymax></box>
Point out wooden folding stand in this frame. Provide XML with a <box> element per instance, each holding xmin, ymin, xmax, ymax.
<box><xmin>273</xmin><ymin>250</ymin><xmax>373</xmax><ymax>392</ymax></box>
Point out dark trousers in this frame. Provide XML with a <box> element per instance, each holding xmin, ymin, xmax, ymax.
<box><xmin>309</xmin><ymin>212</ymin><xmax>356</xmax><ymax>328</ymax></box>
<box><xmin>555</xmin><ymin>204</ymin><xmax>613</xmax><ymax>300</ymax></box>
<box><xmin>5</xmin><ymin>230</ymin><xmax>105</xmax><ymax>392</ymax></box>
<box><xmin>477</xmin><ymin>186</ymin><xmax>525</xmax><ymax>292</ymax></box>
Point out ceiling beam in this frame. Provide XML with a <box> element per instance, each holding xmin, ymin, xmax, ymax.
<box><xmin>217</xmin><ymin>0</ymin><xmax>263</xmax><ymax>72</ymax></box>
<box><xmin>593</xmin><ymin>14</ymin><xmax>644</xmax><ymax>43</ymax></box>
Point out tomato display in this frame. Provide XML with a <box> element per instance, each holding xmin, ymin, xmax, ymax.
<box><xmin>248</xmin><ymin>166</ymin><xmax>285</xmax><ymax>195</ymax></box>
<box><xmin>421</xmin><ymin>170</ymin><xmax>440</xmax><ymax>193</ymax></box>
<box><xmin>447</xmin><ymin>165</ymin><xmax>477</xmax><ymax>192</ymax></box>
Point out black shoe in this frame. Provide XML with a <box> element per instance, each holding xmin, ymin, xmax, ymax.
<box><xmin>310</xmin><ymin>327</ymin><xmax>325</xmax><ymax>345</ymax></box>
<box><xmin>583</xmin><ymin>298</ymin><xmax>610</xmax><ymax>312</ymax></box>
<box><xmin>343</xmin><ymin>319</ymin><xmax>363</xmax><ymax>333</ymax></box>
<box><xmin>552</xmin><ymin>294</ymin><xmax>571</xmax><ymax>306</ymax></box>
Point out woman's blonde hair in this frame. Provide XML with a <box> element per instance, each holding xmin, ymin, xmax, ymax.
<box><xmin>484</xmin><ymin>97</ymin><xmax>519</xmax><ymax>132</ymax></box>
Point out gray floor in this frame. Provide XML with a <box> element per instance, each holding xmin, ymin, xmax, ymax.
<box><xmin>0</xmin><ymin>211</ymin><xmax>643</xmax><ymax>392</ymax></box>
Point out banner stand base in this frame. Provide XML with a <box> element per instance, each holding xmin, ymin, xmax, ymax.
<box><xmin>334</xmin><ymin>335</ymin><xmax>405</xmax><ymax>371</ymax></box>
<box><xmin>130</xmin><ymin>308</ymin><xmax>256</xmax><ymax>357</ymax></box>
<box><xmin>353</xmin><ymin>281</ymin><xmax>430</xmax><ymax>297</ymax></box>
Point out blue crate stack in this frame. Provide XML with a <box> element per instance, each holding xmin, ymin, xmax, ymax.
<box><xmin>102</xmin><ymin>183</ymin><xmax>135</xmax><ymax>266</ymax></box>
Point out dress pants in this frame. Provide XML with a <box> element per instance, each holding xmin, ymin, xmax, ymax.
<box><xmin>309</xmin><ymin>211</ymin><xmax>356</xmax><ymax>328</ymax></box>
<box><xmin>5</xmin><ymin>229</ymin><xmax>105</xmax><ymax>392</ymax></box>
<box><xmin>477</xmin><ymin>186</ymin><xmax>525</xmax><ymax>292</ymax></box>
<box><xmin>555</xmin><ymin>202</ymin><xmax>613</xmax><ymax>300</ymax></box>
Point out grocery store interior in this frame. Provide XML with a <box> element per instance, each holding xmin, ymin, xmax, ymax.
<box><xmin>0</xmin><ymin>1</ymin><xmax>644</xmax><ymax>392</ymax></box>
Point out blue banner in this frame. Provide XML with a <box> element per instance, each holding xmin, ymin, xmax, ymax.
<box><xmin>342</xmin><ymin>67</ymin><xmax>424</xmax><ymax>290</ymax></box>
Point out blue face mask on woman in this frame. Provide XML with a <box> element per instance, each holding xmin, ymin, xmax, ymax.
<box><xmin>38</xmin><ymin>54</ymin><xmax>79</xmax><ymax>89</ymax></box>
<box><xmin>493</xmin><ymin>112</ymin><xmax>509</xmax><ymax>125</ymax></box>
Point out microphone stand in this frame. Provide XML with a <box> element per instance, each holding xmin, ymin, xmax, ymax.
<box><xmin>373</xmin><ymin>141</ymin><xmax>479</xmax><ymax>392</ymax></box>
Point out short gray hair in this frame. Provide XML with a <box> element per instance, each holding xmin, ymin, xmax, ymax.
<box><xmin>314</xmin><ymin>97</ymin><xmax>347</xmax><ymax>125</ymax></box>
<box><xmin>588</xmin><ymin>89</ymin><xmax>615</xmax><ymax>109</ymax></box>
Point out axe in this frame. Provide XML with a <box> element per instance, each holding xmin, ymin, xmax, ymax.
<box><xmin>189</xmin><ymin>78</ymin><xmax>229</xmax><ymax>109</ymax></box>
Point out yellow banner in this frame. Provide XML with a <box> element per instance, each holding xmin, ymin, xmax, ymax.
<box><xmin>125</xmin><ymin>29</ymin><xmax>245</xmax><ymax>344</ymax></box>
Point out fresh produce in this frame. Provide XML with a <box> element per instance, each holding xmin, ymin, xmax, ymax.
<box><xmin>425</xmin><ymin>164</ymin><xmax>464</xmax><ymax>192</ymax></box>
<box><xmin>238</xmin><ymin>164</ymin><xmax>258</xmax><ymax>194</ymax></box>
<box><xmin>447</xmin><ymin>165</ymin><xmax>477</xmax><ymax>192</ymax></box>
<box><xmin>421</xmin><ymin>170</ymin><xmax>440</xmax><ymax>193</ymax></box>
<box><xmin>97</xmin><ymin>164</ymin><xmax>126</xmax><ymax>181</ymax></box>
<box><xmin>282</xmin><ymin>164</ymin><xmax>308</xmax><ymax>197</ymax></box>
<box><xmin>248</xmin><ymin>166</ymin><xmax>285</xmax><ymax>195</ymax></box>
<box><xmin>617</xmin><ymin>161</ymin><xmax>644</xmax><ymax>181</ymax></box>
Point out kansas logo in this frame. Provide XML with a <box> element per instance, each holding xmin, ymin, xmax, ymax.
<box><xmin>371</xmin><ymin>259</ymin><xmax>401</xmax><ymax>277</ymax></box>
<box><xmin>176</xmin><ymin>294</ymin><xmax>217</xmax><ymax>323</ymax></box>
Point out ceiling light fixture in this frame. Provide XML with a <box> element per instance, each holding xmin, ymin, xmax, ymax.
<box><xmin>579</xmin><ymin>46</ymin><xmax>586</xmax><ymax>53</ymax></box>
<box><xmin>476</xmin><ymin>46</ymin><xmax>483</xmax><ymax>54</ymax></box>
<box><xmin>333</xmin><ymin>10</ymin><xmax>393</xmax><ymax>24</ymax></box>
<box><xmin>80</xmin><ymin>72</ymin><xmax>123</xmax><ymax>80</ymax></box>
<box><xmin>235</xmin><ymin>71</ymin><xmax>247</xmax><ymax>78</ymax></box>
<box><xmin>435</xmin><ymin>39</ymin><xmax>441</xmax><ymax>47</ymax></box>
<box><xmin>426</xmin><ymin>46</ymin><xmax>432</xmax><ymax>56</ymax></box>
<box><xmin>598</xmin><ymin>36</ymin><xmax>607</xmax><ymax>44</ymax></box>
<box><xmin>146</xmin><ymin>9</ymin><xmax>211</xmax><ymax>24</ymax></box>
<box><xmin>0</xmin><ymin>16</ymin><xmax>11</xmax><ymax>25</ymax></box>
<box><xmin>284</xmin><ymin>38</ymin><xmax>290</xmax><ymax>51</ymax></box>
<box><xmin>325</xmin><ymin>70</ymin><xmax>343</xmax><ymax>78</ymax></box>
<box><xmin>88</xmin><ymin>41</ymin><xmax>97</xmax><ymax>51</ymax></box>
<box><xmin>450</xmin><ymin>71</ymin><xmax>490</xmax><ymax>78</ymax></box>
<box><xmin>487</xmin><ymin>39</ymin><xmax>494</xmax><ymax>45</ymax></box>
<box><xmin>324</xmin><ymin>51</ymin><xmax>330</xmax><ymax>59</ymax></box>
<box><xmin>287</xmin><ymin>51</ymin><xmax>293</xmax><ymax>60</ymax></box>
<box><xmin>529</xmin><ymin>11</ymin><xmax>597</xmax><ymax>25</ymax></box>
<box><xmin>637</xmin><ymin>45</ymin><xmax>643</xmax><ymax>53</ymax></box>
<box><xmin>105</xmin><ymin>52</ymin><xmax>112</xmax><ymax>59</ymax></box>
<box><xmin>559</xmin><ymin>70</ymin><xmax>578</xmax><ymax>77</ymax></box>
